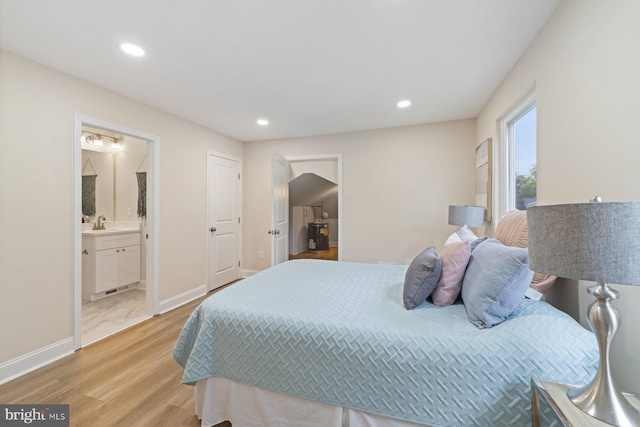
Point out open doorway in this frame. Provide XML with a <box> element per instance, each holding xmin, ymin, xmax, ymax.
<box><xmin>287</xmin><ymin>155</ymin><xmax>341</xmax><ymax>262</ymax></box>
<box><xmin>73</xmin><ymin>115</ymin><xmax>160</xmax><ymax>349</ymax></box>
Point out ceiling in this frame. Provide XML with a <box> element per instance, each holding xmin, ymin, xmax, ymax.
<box><xmin>289</xmin><ymin>173</ymin><xmax>338</xmax><ymax>207</ymax></box>
<box><xmin>0</xmin><ymin>0</ymin><xmax>559</xmax><ymax>142</ymax></box>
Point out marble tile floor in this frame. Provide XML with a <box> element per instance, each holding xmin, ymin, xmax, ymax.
<box><xmin>82</xmin><ymin>288</ymin><xmax>150</xmax><ymax>346</ymax></box>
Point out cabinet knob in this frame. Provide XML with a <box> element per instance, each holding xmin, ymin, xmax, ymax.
<box><xmin>116</xmin><ymin>249</ymin><xmax>120</xmax><ymax>253</ymax></box>
<box><xmin>122</xmin><ymin>248</ymin><xmax>126</xmax><ymax>252</ymax></box>
<box><xmin>210</xmin><ymin>227</ymin><xmax>217</xmax><ymax>232</ymax></box>
<box><xmin>82</xmin><ymin>250</ymin><xmax>88</xmax><ymax>254</ymax></box>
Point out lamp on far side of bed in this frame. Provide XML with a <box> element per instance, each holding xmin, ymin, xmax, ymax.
<box><xmin>448</xmin><ymin>205</ymin><xmax>485</xmax><ymax>227</ymax></box>
<box><xmin>527</xmin><ymin>196</ymin><xmax>640</xmax><ymax>426</ymax></box>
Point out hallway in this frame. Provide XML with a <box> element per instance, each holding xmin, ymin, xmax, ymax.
<box><xmin>289</xmin><ymin>247</ymin><xmax>338</xmax><ymax>261</ymax></box>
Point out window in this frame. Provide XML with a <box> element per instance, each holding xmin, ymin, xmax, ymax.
<box><xmin>510</xmin><ymin>104</ymin><xmax>537</xmax><ymax>210</ymax></box>
<box><xmin>500</xmin><ymin>92</ymin><xmax>537</xmax><ymax>214</ymax></box>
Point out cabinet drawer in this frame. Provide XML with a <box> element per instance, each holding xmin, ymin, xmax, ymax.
<box><xmin>95</xmin><ymin>233</ymin><xmax>140</xmax><ymax>250</ymax></box>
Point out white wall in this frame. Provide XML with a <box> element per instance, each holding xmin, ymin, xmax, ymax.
<box><xmin>288</xmin><ymin>206</ymin><xmax>306</xmax><ymax>255</ymax></box>
<box><xmin>0</xmin><ymin>49</ymin><xmax>243</xmax><ymax>366</ymax></box>
<box><xmin>244</xmin><ymin>120</ymin><xmax>476</xmax><ymax>271</ymax></box>
<box><xmin>476</xmin><ymin>0</ymin><xmax>640</xmax><ymax>393</ymax></box>
<box><xmin>326</xmin><ymin>218</ymin><xmax>339</xmax><ymax>247</ymax></box>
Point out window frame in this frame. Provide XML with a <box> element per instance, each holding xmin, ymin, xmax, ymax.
<box><xmin>497</xmin><ymin>89</ymin><xmax>537</xmax><ymax>218</ymax></box>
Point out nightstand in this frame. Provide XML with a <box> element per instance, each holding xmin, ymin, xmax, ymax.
<box><xmin>531</xmin><ymin>379</ymin><xmax>640</xmax><ymax>427</ymax></box>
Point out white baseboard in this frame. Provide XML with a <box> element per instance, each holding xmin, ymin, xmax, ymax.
<box><xmin>0</xmin><ymin>337</ymin><xmax>74</xmax><ymax>386</ymax></box>
<box><xmin>242</xmin><ymin>269</ymin><xmax>260</xmax><ymax>278</ymax></box>
<box><xmin>159</xmin><ymin>284</ymin><xmax>207</xmax><ymax>314</ymax></box>
<box><xmin>291</xmin><ymin>246</ymin><xmax>308</xmax><ymax>256</ymax></box>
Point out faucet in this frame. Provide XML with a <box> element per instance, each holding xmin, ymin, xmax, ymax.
<box><xmin>93</xmin><ymin>215</ymin><xmax>106</xmax><ymax>230</ymax></box>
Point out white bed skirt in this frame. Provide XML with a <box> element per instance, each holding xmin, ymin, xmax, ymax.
<box><xmin>195</xmin><ymin>377</ymin><xmax>427</xmax><ymax>427</ymax></box>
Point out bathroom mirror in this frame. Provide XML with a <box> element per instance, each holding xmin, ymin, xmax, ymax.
<box><xmin>81</xmin><ymin>127</ymin><xmax>147</xmax><ymax>224</ymax></box>
<box><xmin>82</xmin><ymin>149</ymin><xmax>114</xmax><ymax>220</ymax></box>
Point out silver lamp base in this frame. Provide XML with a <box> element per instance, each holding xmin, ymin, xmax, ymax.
<box><xmin>568</xmin><ymin>282</ymin><xmax>640</xmax><ymax>426</ymax></box>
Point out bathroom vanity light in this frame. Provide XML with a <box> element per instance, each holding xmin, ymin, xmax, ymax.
<box><xmin>81</xmin><ymin>131</ymin><xmax>122</xmax><ymax>150</ymax></box>
<box><xmin>92</xmin><ymin>135</ymin><xmax>104</xmax><ymax>148</ymax></box>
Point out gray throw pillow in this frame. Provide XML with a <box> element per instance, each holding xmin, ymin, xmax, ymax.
<box><xmin>469</xmin><ymin>236</ymin><xmax>488</xmax><ymax>252</ymax></box>
<box><xmin>461</xmin><ymin>239</ymin><xmax>533</xmax><ymax>328</ymax></box>
<box><xmin>403</xmin><ymin>246</ymin><xmax>442</xmax><ymax>310</ymax></box>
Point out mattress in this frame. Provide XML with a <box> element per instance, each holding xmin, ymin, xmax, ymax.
<box><xmin>195</xmin><ymin>377</ymin><xmax>424</xmax><ymax>427</ymax></box>
<box><xmin>174</xmin><ymin>259</ymin><xmax>598</xmax><ymax>426</ymax></box>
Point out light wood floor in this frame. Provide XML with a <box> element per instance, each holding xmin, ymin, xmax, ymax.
<box><xmin>0</xmin><ymin>288</ymin><xmax>232</xmax><ymax>427</ymax></box>
<box><xmin>289</xmin><ymin>246</ymin><xmax>338</xmax><ymax>261</ymax></box>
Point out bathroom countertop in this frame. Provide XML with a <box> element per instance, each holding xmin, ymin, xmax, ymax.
<box><xmin>82</xmin><ymin>229</ymin><xmax>140</xmax><ymax>236</ymax></box>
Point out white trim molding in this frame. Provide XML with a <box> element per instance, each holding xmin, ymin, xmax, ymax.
<box><xmin>0</xmin><ymin>338</ymin><xmax>74</xmax><ymax>386</ymax></box>
<box><xmin>495</xmin><ymin>83</ymin><xmax>537</xmax><ymax>223</ymax></box>
<box><xmin>242</xmin><ymin>269</ymin><xmax>260</xmax><ymax>278</ymax></box>
<box><xmin>159</xmin><ymin>284</ymin><xmax>208</xmax><ymax>314</ymax></box>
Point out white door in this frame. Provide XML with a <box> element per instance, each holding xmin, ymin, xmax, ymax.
<box><xmin>271</xmin><ymin>151</ymin><xmax>289</xmax><ymax>265</ymax></box>
<box><xmin>208</xmin><ymin>153</ymin><xmax>241</xmax><ymax>290</ymax></box>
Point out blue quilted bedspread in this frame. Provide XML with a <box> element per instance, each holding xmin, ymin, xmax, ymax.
<box><xmin>173</xmin><ymin>260</ymin><xmax>598</xmax><ymax>427</ymax></box>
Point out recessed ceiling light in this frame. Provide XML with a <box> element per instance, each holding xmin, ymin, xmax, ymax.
<box><xmin>257</xmin><ymin>119</ymin><xmax>269</xmax><ymax>126</ymax></box>
<box><xmin>120</xmin><ymin>43</ymin><xmax>145</xmax><ymax>57</ymax></box>
<box><xmin>397</xmin><ymin>100</ymin><xmax>411</xmax><ymax>108</ymax></box>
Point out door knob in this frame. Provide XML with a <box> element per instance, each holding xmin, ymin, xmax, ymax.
<box><xmin>210</xmin><ymin>227</ymin><xmax>217</xmax><ymax>232</ymax></box>
<box><xmin>268</xmin><ymin>230</ymin><xmax>273</xmax><ymax>235</ymax></box>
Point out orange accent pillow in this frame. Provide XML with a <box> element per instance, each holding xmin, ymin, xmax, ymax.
<box><xmin>494</xmin><ymin>210</ymin><xmax>556</xmax><ymax>294</ymax></box>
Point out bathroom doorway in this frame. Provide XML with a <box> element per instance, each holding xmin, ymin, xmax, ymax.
<box><xmin>73</xmin><ymin>115</ymin><xmax>160</xmax><ymax>349</ymax></box>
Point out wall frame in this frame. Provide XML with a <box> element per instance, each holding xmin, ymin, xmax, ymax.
<box><xmin>475</xmin><ymin>138</ymin><xmax>492</xmax><ymax>222</ymax></box>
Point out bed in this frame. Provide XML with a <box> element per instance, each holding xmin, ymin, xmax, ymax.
<box><xmin>174</xmin><ymin>213</ymin><xmax>598</xmax><ymax>427</ymax></box>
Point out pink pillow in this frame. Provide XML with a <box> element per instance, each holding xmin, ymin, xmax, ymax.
<box><xmin>431</xmin><ymin>239</ymin><xmax>471</xmax><ymax>306</ymax></box>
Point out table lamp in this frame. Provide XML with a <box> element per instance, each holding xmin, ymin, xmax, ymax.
<box><xmin>448</xmin><ymin>205</ymin><xmax>485</xmax><ymax>227</ymax></box>
<box><xmin>527</xmin><ymin>197</ymin><xmax>640</xmax><ymax>426</ymax></box>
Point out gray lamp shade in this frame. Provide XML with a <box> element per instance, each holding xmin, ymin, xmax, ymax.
<box><xmin>527</xmin><ymin>202</ymin><xmax>640</xmax><ymax>285</ymax></box>
<box><xmin>448</xmin><ymin>205</ymin><xmax>485</xmax><ymax>227</ymax></box>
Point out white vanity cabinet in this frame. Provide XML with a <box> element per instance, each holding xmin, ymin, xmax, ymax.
<box><xmin>82</xmin><ymin>230</ymin><xmax>141</xmax><ymax>301</ymax></box>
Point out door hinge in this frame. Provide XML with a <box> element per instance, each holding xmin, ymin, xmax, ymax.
<box><xmin>238</xmin><ymin>217</ymin><xmax>241</xmax><ymax>224</ymax></box>
<box><xmin>238</xmin><ymin>261</ymin><xmax>241</xmax><ymax>267</ymax></box>
<box><xmin>238</xmin><ymin>173</ymin><xmax>241</xmax><ymax>180</ymax></box>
